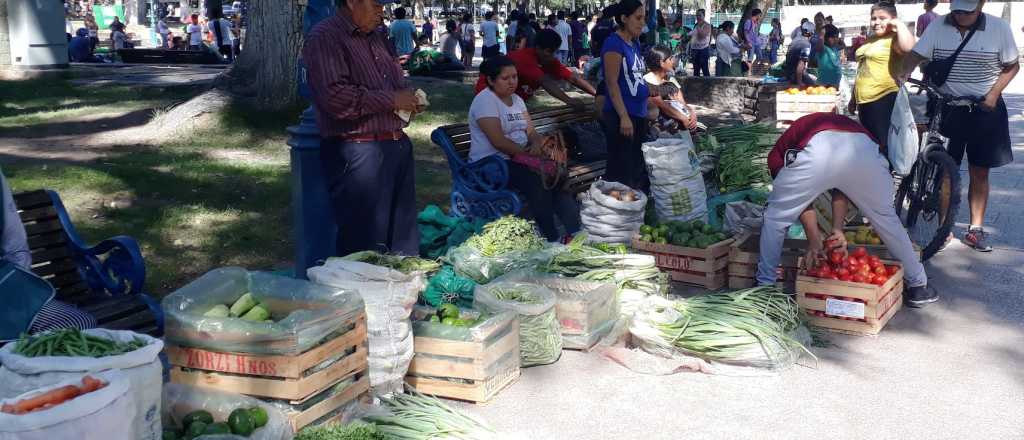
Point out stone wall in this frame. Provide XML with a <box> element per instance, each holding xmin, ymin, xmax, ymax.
<box><xmin>678</xmin><ymin>76</ymin><xmax>788</xmax><ymax>121</ymax></box>
<box><xmin>0</xmin><ymin>0</ymin><xmax>10</xmax><ymax>67</ymax></box>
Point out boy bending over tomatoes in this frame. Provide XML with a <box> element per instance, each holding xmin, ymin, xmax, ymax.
<box><xmin>758</xmin><ymin>113</ymin><xmax>938</xmax><ymax>307</ymax></box>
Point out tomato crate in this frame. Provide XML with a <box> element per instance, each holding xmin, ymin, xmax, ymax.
<box><xmin>632</xmin><ymin>235</ymin><xmax>734</xmax><ymax>290</ymax></box>
<box><xmin>775</xmin><ymin>92</ymin><xmax>839</xmax><ymax>123</ymax></box>
<box><xmin>727</xmin><ymin>232</ymin><xmax>808</xmax><ymax>292</ymax></box>
<box><xmin>405</xmin><ymin>307</ymin><xmax>521</xmax><ymax>403</ymax></box>
<box><xmin>167</xmin><ymin>312</ymin><xmax>368</xmax><ymax>403</ymax></box>
<box><xmin>795</xmin><ymin>261</ymin><xmax>904</xmax><ymax>336</ymax></box>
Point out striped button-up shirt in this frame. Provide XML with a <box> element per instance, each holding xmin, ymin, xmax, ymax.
<box><xmin>303</xmin><ymin>12</ymin><xmax>408</xmax><ymax>138</ymax></box>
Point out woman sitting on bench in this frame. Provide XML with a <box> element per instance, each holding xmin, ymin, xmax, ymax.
<box><xmin>2</xmin><ymin>169</ymin><xmax>97</xmax><ymax>334</ymax></box>
<box><xmin>468</xmin><ymin>56</ymin><xmax>581</xmax><ymax>242</ymax></box>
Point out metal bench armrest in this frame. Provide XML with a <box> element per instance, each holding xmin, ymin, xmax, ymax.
<box><xmin>47</xmin><ymin>190</ymin><xmax>146</xmax><ymax>296</ymax></box>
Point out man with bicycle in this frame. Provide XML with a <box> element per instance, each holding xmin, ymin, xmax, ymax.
<box><xmin>902</xmin><ymin>0</ymin><xmax>1019</xmax><ymax>252</ymax></box>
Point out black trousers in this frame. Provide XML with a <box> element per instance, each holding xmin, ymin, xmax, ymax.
<box><xmin>691</xmin><ymin>47</ymin><xmax>711</xmax><ymax>77</ymax></box>
<box><xmin>601</xmin><ymin>111</ymin><xmax>651</xmax><ymax>194</ymax></box>
<box><xmin>507</xmin><ymin>161</ymin><xmax>581</xmax><ymax>241</ymax></box>
<box><xmin>857</xmin><ymin>91</ymin><xmax>897</xmax><ymax>148</ymax></box>
<box><xmin>320</xmin><ymin>136</ymin><xmax>420</xmax><ymax>256</ymax></box>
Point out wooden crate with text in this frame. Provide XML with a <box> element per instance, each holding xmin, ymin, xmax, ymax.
<box><xmin>405</xmin><ymin>308</ymin><xmax>520</xmax><ymax>403</ymax></box>
<box><xmin>775</xmin><ymin>91</ymin><xmax>840</xmax><ymax>123</ymax></box>
<box><xmin>728</xmin><ymin>233</ymin><xmax>807</xmax><ymax>292</ymax></box>
<box><xmin>632</xmin><ymin>236</ymin><xmax>734</xmax><ymax>290</ymax></box>
<box><xmin>796</xmin><ymin>261</ymin><xmax>904</xmax><ymax>335</ymax></box>
<box><xmin>166</xmin><ymin>312</ymin><xmax>368</xmax><ymax>431</ymax></box>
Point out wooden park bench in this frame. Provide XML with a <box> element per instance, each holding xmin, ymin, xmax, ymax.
<box><xmin>117</xmin><ymin>48</ymin><xmax>222</xmax><ymax>65</ymax></box>
<box><xmin>431</xmin><ymin>105</ymin><xmax>606</xmax><ymax>219</ymax></box>
<box><xmin>13</xmin><ymin>190</ymin><xmax>163</xmax><ymax>336</ymax></box>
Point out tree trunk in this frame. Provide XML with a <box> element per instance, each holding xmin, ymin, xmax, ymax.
<box><xmin>225</xmin><ymin>0</ymin><xmax>304</xmax><ymax>111</ymax></box>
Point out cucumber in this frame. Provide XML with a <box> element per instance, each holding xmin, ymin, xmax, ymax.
<box><xmin>229</xmin><ymin>293</ymin><xmax>258</xmax><ymax>317</ymax></box>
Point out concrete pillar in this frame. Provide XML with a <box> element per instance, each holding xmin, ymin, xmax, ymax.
<box><xmin>0</xmin><ymin>0</ymin><xmax>10</xmax><ymax>67</ymax></box>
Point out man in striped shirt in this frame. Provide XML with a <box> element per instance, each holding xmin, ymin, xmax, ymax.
<box><xmin>303</xmin><ymin>0</ymin><xmax>424</xmax><ymax>257</ymax></box>
<box><xmin>902</xmin><ymin>0</ymin><xmax>1019</xmax><ymax>252</ymax></box>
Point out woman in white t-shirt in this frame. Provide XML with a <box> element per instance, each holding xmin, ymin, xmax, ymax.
<box><xmin>468</xmin><ymin>56</ymin><xmax>581</xmax><ymax>242</ymax></box>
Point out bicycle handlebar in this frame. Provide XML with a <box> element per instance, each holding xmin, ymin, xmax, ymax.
<box><xmin>906</xmin><ymin>78</ymin><xmax>981</xmax><ymax>107</ymax></box>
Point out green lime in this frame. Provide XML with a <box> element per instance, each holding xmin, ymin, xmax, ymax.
<box><xmin>182</xmin><ymin>410</ymin><xmax>213</xmax><ymax>428</ymax></box>
<box><xmin>228</xmin><ymin>408</ymin><xmax>255</xmax><ymax>436</ymax></box>
<box><xmin>204</xmin><ymin>422</ymin><xmax>232</xmax><ymax>435</ymax></box>
<box><xmin>248</xmin><ymin>406</ymin><xmax>269</xmax><ymax>428</ymax></box>
<box><xmin>186</xmin><ymin>421</ymin><xmax>208</xmax><ymax>439</ymax></box>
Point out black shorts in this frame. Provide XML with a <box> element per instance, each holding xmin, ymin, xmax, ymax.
<box><xmin>482</xmin><ymin>44</ymin><xmax>500</xmax><ymax>58</ymax></box>
<box><xmin>857</xmin><ymin>91</ymin><xmax>897</xmax><ymax>148</ymax></box>
<box><xmin>940</xmin><ymin>97</ymin><xmax>1013</xmax><ymax>168</ymax></box>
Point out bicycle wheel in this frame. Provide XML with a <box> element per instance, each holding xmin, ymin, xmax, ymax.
<box><xmin>894</xmin><ymin>150</ymin><xmax>961</xmax><ymax>260</ymax></box>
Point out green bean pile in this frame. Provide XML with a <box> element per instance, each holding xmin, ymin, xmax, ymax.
<box><xmin>493</xmin><ymin>288</ymin><xmax>562</xmax><ymax>367</ymax></box>
<box><xmin>13</xmin><ymin>329</ymin><xmax>147</xmax><ymax>358</ymax></box>
<box><xmin>464</xmin><ymin>216</ymin><xmax>545</xmax><ymax>257</ymax></box>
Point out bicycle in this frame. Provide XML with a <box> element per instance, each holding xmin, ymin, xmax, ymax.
<box><xmin>893</xmin><ymin>78</ymin><xmax>974</xmax><ymax>261</ymax></box>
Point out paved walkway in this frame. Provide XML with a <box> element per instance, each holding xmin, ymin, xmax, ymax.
<box><xmin>455</xmin><ymin>80</ymin><xmax>1024</xmax><ymax>439</ymax></box>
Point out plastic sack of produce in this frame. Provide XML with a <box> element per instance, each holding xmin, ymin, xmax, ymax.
<box><xmin>474</xmin><ymin>281</ymin><xmax>561</xmax><ymax>367</ymax></box>
<box><xmin>625</xmin><ymin>291</ymin><xmax>813</xmax><ymax>376</ymax></box>
<box><xmin>0</xmin><ymin>370</ymin><xmax>135</xmax><ymax>440</ymax></box>
<box><xmin>0</xmin><ymin>328</ymin><xmax>163</xmax><ymax>439</ymax></box>
<box><xmin>162</xmin><ymin>383</ymin><xmax>293</xmax><ymax>440</ymax></box>
<box><xmin>724</xmin><ymin>200</ymin><xmax>765</xmax><ymax>236</ymax></box>
<box><xmin>495</xmin><ymin>271</ymin><xmax>617</xmax><ymax>350</ymax></box>
<box><xmin>307</xmin><ymin>258</ymin><xmax>425</xmax><ymax>396</ymax></box>
<box><xmin>642</xmin><ymin>135</ymin><xmax>708</xmax><ymax>223</ymax></box>
<box><xmin>418</xmin><ymin>204</ymin><xmax>487</xmax><ymax>259</ymax></box>
<box><xmin>579</xmin><ymin>180</ymin><xmax>648</xmax><ymax>244</ymax></box>
<box><xmin>163</xmin><ymin>267</ymin><xmax>364</xmax><ymax>356</ymax></box>
<box><xmin>444</xmin><ymin>215</ymin><xmax>555</xmax><ymax>284</ymax></box>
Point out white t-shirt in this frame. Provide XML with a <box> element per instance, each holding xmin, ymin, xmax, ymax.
<box><xmin>468</xmin><ymin>88</ymin><xmax>529</xmax><ymax>163</ymax></box>
<box><xmin>112</xmin><ymin>31</ymin><xmax>127</xmax><ymax>50</ymax></box>
<box><xmin>207</xmin><ymin>18</ymin><xmax>234</xmax><ymax>46</ymax></box>
<box><xmin>555</xmin><ymin>20</ymin><xmax>572</xmax><ymax>51</ymax></box>
<box><xmin>912</xmin><ymin>13</ymin><xmax>1019</xmax><ymax>98</ymax></box>
<box><xmin>187</xmin><ymin>23</ymin><xmax>203</xmax><ymax>45</ymax></box>
<box><xmin>716</xmin><ymin>33</ymin><xmax>740</xmax><ymax>64</ymax></box>
<box><xmin>689</xmin><ymin>21</ymin><xmax>712</xmax><ymax>49</ymax></box>
<box><xmin>461</xmin><ymin>23</ymin><xmax>475</xmax><ymax>42</ymax></box>
<box><xmin>157</xmin><ymin>20</ymin><xmax>169</xmax><ymax>35</ymax></box>
<box><xmin>480</xmin><ymin>20</ymin><xmax>499</xmax><ymax>47</ymax></box>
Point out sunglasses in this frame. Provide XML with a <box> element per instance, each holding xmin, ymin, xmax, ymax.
<box><xmin>951</xmin><ymin>9</ymin><xmax>977</xmax><ymax>15</ymax></box>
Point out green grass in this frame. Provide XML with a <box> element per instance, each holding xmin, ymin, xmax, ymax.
<box><xmin>1</xmin><ymin>77</ymin><xmax>583</xmax><ymax>294</ymax></box>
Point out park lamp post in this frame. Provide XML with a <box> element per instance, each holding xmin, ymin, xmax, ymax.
<box><xmin>287</xmin><ymin>0</ymin><xmax>337</xmax><ymax>279</ymax></box>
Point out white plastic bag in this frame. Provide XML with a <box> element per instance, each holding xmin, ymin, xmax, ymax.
<box><xmin>0</xmin><ymin>370</ymin><xmax>136</xmax><ymax>440</ymax></box>
<box><xmin>724</xmin><ymin>201</ymin><xmax>765</xmax><ymax>235</ymax></box>
<box><xmin>474</xmin><ymin>282</ymin><xmax>562</xmax><ymax>367</ymax></box>
<box><xmin>580</xmin><ymin>181</ymin><xmax>648</xmax><ymax>244</ymax></box>
<box><xmin>0</xmin><ymin>329</ymin><xmax>163</xmax><ymax>440</ymax></box>
<box><xmin>162</xmin><ymin>383</ymin><xmax>293</xmax><ymax>440</ymax></box>
<box><xmin>642</xmin><ymin>135</ymin><xmax>708</xmax><ymax>223</ymax></box>
<box><xmin>307</xmin><ymin>258</ymin><xmax>425</xmax><ymax>396</ymax></box>
<box><xmin>888</xmin><ymin>86</ymin><xmax>920</xmax><ymax>176</ymax></box>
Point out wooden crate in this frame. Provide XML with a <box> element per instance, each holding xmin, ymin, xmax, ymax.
<box><xmin>405</xmin><ymin>313</ymin><xmax>521</xmax><ymax>403</ymax></box>
<box><xmin>796</xmin><ymin>261</ymin><xmax>904</xmax><ymax>335</ymax></box>
<box><xmin>531</xmin><ymin>277</ymin><xmax>618</xmax><ymax>351</ymax></box>
<box><xmin>727</xmin><ymin>233</ymin><xmax>807</xmax><ymax>292</ymax></box>
<box><xmin>168</xmin><ymin>313</ymin><xmax>368</xmax><ymax>401</ymax></box>
<box><xmin>775</xmin><ymin>92</ymin><xmax>839</xmax><ymax>122</ymax></box>
<box><xmin>281</xmin><ymin>372</ymin><xmax>371</xmax><ymax>432</ymax></box>
<box><xmin>632</xmin><ymin>236</ymin><xmax>734</xmax><ymax>289</ymax></box>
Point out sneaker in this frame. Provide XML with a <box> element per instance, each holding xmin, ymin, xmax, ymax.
<box><xmin>904</xmin><ymin>284</ymin><xmax>939</xmax><ymax>308</ymax></box>
<box><xmin>938</xmin><ymin>232</ymin><xmax>953</xmax><ymax>252</ymax></box>
<box><xmin>962</xmin><ymin>228</ymin><xmax>993</xmax><ymax>252</ymax></box>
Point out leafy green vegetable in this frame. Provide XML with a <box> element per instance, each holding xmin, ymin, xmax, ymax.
<box><xmin>294</xmin><ymin>422</ymin><xmax>387</xmax><ymax>440</ymax></box>
<box><xmin>363</xmin><ymin>390</ymin><xmax>497</xmax><ymax>440</ymax></box>
<box><xmin>464</xmin><ymin>215</ymin><xmax>545</xmax><ymax>257</ymax></box>
<box><xmin>340</xmin><ymin>251</ymin><xmax>441</xmax><ymax>274</ymax></box>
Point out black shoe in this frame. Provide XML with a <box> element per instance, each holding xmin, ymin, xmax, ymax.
<box><xmin>904</xmin><ymin>284</ymin><xmax>939</xmax><ymax>308</ymax></box>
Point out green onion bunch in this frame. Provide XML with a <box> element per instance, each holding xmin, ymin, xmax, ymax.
<box><xmin>363</xmin><ymin>390</ymin><xmax>498</xmax><ymax>440</ymax></box>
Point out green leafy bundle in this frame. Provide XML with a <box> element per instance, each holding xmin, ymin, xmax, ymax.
<box><xmin>464</xmin><ymin>216</ymin><xmax>545</xmax><ymax>257</ymax></box>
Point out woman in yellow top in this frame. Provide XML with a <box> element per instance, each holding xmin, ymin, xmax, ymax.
<box><xmin>848</xmin><ymin>1</ymin><xmax>915</xmax><ymax>148</ymax></box>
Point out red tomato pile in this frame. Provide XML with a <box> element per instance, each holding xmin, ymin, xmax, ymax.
<box><xmin>803</xmin><ymin>247</ymin><xmax>900</xmax><ymax>286</ymax></box>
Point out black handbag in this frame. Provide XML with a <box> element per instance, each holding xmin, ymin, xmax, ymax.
<box><xmin>924</xmin><ymin>22</ymin><xmax>978</xmax><ymax>87</ymax></box>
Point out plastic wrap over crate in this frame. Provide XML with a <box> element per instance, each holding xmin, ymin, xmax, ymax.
<box><xmin>162</xmin><ymin>267</ymin><xmax>365</xmax><ymax>356</ymax></box>
<box><xmin>474</xmin><ymin>282</ymin><xmax>562</xmax><ymax>367</ymax></box>
<box><xmin>495</xmin><ymin>272</ymin><xmax>618</xmax><ymax>350</ymax></box>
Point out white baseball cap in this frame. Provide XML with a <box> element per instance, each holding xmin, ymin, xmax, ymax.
<box><xmin>801</xmin><ymin>22</ymin><xmax>815</xmax><ymax>33</ymax></box>
<box><xmin>951</xmin><ymin>0</ymin><xmax>980</xmax><ymax>12</ymax></box>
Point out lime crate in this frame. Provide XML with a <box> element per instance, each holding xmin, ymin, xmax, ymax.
<box><xmin>632</xmin><ymin>235</ymin><xmax>734</xmax><ymax>290</ymax></box>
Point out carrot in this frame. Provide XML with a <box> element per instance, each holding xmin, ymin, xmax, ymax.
<box><xmin>79</xmin><ymin>375</ymin><xmax>105</xmax><ymax>393</ymax></box>
<box><xmin>3</xmin><ymin>385</ymin><xmax>81</xmax><ymax>414</ymax></box>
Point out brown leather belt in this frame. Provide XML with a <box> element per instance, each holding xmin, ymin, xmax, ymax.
<box><xmin>340</xmin><ymin>130</ymin><xmax>405</xmax><ymax>142</ymax></box>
